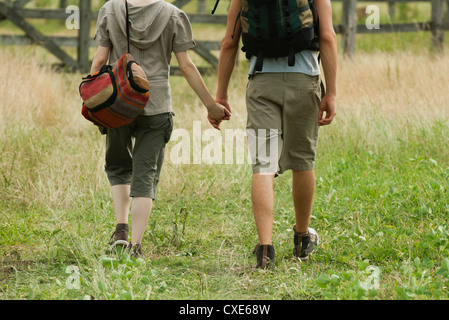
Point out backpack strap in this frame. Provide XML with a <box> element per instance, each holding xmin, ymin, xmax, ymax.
<box><xmin>283</xmin><ymin>0</ymin><xmax>295</xmax><ymax>67</ymax></box>
<box><xmin>255</xmin><ymin>51</ymin><xmax>264</xmax><ymax>72</ymax></box>
<box><xmin>309</xmin><ymin>0</ymin><xmax>320</xmax><ymax>51</ymax></box>
<box><xmin>267</xmin><ymin>0</ymin><xmax>278</xmax><ymax>39</ymax></box>
<box><xmin>254</xmin><ymin>3</ymin><xmax>265</xmax><ymax>72</ymax></box>
<box><xmin>231</xmin><ymin>11</ymin><xmax>241</xmax><ymax>39</ymax></box>
<box><xmin>309</xmin><ymin>0</ymin><xmax>320</xmax><ymax>30</ymax></box>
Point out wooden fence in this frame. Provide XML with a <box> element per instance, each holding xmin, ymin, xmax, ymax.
<box><xmin>0</xmin><ymin>0</ymin><xmax>447</xmax><ymax>72</ymax></box>
<box><xmin>0</xmin><ymin>0</ymin><xmax>225</xmax><ymax>73</ymax></box>
<box><xmin>337</xmin><ymin>0</ymin><xmax>449</xmax><ymax>57</ymax></box>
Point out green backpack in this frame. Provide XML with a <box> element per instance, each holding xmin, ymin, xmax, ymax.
<box><xmin>212</xmin><ymin>0</ymin><xmax>320</xmax><ymax>71</ymax></box>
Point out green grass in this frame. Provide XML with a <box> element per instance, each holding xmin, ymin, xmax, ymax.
<box><xmin>1</xmin><ymin>0</ymin><xmax>449</xmax><ymax>302</ymax></box>
<box><xmin>2</xmin><ymin>124</ymin><xmax>449</xmax><ymax>300</ymax></box>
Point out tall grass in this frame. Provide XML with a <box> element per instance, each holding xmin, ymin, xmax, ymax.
<box><xmin>325</xmin><ymin>51</ymin><xmax>449</xmax><ymax>153</ymax></box>
<box><xmin>1</xmin><ymin>44</ymin><xmax>449</xmax><ymax>300</ymax></box>
<box><xmin>0</xmin><ymin>47</ymin><xmax>105</xmax><ymax>209</ymax></box>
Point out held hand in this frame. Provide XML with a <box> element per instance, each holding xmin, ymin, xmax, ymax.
<box><xmin>207</xmin><ymin>115</ymin><xmax>221</xmax><ymax>130</ymax></box>
<box><xmin>215</xmin><ymin>98</ymin><xmax>232</xmax><ymax>121</ymax></box>
<box><xmin>318</xmin><ymin>94</ymin><xmax>336</xmax><ymax>126</ymax></box>
<box><xmin>207</xmin><ymin>102</ymin><xmax>231</xmax><ymax>130</ymax></box>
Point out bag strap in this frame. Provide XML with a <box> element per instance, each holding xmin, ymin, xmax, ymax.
<box><xmin>211</xmin><ymin>0</ymin><xmax>220</xmax><ymax>14</ymax></box>
<box><xmin>124</xmin><ymin>0</ymin><xmax>130</xmax><ymax>54</ymax></box>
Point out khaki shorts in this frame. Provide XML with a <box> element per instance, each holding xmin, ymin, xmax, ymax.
<box><xmin>104</xmin><ymin>112</ymin><xmax>173</xmax><ymax>199</ymax></box>
<box><xmin>246</xmin><ymin>73</ymin><xmax>321</xmax><ymax>175</ymax></box>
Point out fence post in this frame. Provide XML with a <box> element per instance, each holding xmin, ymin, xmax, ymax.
<box><xmin>341</xmin><ymin>0</ymin><xmax>357</xmax><ymax>58</ymax></box>
<box><xmin>78</xmin><ymin>0</ymin><xmax>92</xmax><ymax>73</ymax></box>
<box><xmin>431</xmin><ymin>0</ymin><xmax>444</xmax><ymax>53</ymax></box>
<box><xmin>198</xmin><ymin>0</ymin><xmax>206</xmax><ymax>13</ymax></box>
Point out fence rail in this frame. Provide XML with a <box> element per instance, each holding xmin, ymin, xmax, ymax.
<box><xmin>0</xmin><ymin>0</ymin><xmax>447</xmax><ymax>72</ymax></box>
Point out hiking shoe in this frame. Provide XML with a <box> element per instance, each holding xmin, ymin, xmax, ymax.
<box><xmin>108</xmin><ymin>223</ymin><xmax>129</xmax><ymax>252</ymax></box>
<box><xmin>293</xmin><ymin>226</ymin><xmax>319</xmax><ymax>261</ymax></box>
<box><xmin>128</xmin><ymin>243</ymin><xmax>143</xmax><ymax>259</ymax></box>
<box><xmin>253</xmin><ymin>244</ymin><xmax>275</xmax><ymax>269</ymax></box>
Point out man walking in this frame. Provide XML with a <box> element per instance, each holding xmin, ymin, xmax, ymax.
<box><xmin>214</xmin><ymin>0</ymin><xmax>337</xmax><ymax>268</ymax></box>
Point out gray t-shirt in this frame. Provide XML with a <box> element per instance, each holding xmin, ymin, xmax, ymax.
<box><xmin>248</xmin><ymin>50</ymin><xmax>320</xmax><ymax>76</ymax></box>
<box><xmin>94</xmin><ymin>0</ymin><xmax>196</xmax><ymax>116</ymax></box>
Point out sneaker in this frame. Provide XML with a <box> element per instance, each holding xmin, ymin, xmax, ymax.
<box><xmin>293</xmin><ymin>226</ymin><xmax>319</xmax><ymax>261</ymax></box>
<box><xmin>253</xmin><ymin>244</ymin><xmax>275</xmax><ymax>269</ymax></box>
<box><xmin>128</xmin><ymin>243</ymin><xmax>143</xmax><ymax>258</ymax></box>
<box><xmin>108</xmin><ymin>223</ymin><xmax>129</xmax><ymax>252</ymax></box>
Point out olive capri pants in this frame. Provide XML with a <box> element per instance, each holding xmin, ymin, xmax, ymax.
<box><xmin>104</xmin><ymin>112</ymin><xmax>173</xmax><ymax>200</ymax></box>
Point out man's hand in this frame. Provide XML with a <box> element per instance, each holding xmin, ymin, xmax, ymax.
<box><xmin>215</xmin><ymin>98</ymin><xmax>231</xmax><ymax>120</ymax></box>
<box><xmin>318</xmin><ymin>94</ymin><xmax>336</xmax><ymax>126</ymax></box>
<box><xmin>207</xmin><ymin>101</ymin><xmax>231</xmax><ymax>130</ymax></box>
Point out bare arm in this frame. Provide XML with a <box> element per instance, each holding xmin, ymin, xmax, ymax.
<box><xmin>315</xmin><ymin>0</ymin><xmax>337</xmax><ymax>126</ymax></box>
<box><xmin>216</xmin><ymin>0</ymin><xmax>242</xmax><ymax>110</ymax></box>
<box><xmin>175</xmin><ymin>50</ymin><xmax>230</xmax><ymax>129</ymax></box>
<box><xmin>90</xmin><ymin>46</ymin><xmax>110</xmax><ymax>75</ymax></box>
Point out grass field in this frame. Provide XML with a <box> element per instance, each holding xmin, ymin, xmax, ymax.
<box><xmin>1</xmin><ymin>0</ymin><xmax>449</xmax><ymax>301</ymax></box>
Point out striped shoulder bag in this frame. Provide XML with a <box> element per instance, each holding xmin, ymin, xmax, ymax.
<box><xmin>79</xmin><ymin>0</ymin><xmax>149</xmax><ymax>129</ymax></box>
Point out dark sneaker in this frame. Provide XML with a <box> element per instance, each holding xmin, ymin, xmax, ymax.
<box><xmin>253</xmin><ymin>244</ymin><xmax>275</xmax><ymax>269</ymax></box>
<box><xmin>128</xmin><ymin>243</ymin><xmax>143</xmax><ymax>259</ymax></box>
<box><xmin>293</xmin><ymin>226</ymin><xmax>319</xmax><ymax>261</ymax></box>
<box><xmin>108</xmin><ymin>223</ymin><xmax>129</xmax><ymax>252</ymax></box>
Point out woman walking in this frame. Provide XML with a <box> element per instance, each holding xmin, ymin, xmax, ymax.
<box><xmin>90</xmin><ymin>0</ymin><xmax>230</xmax><ymax>257</ymax></box>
